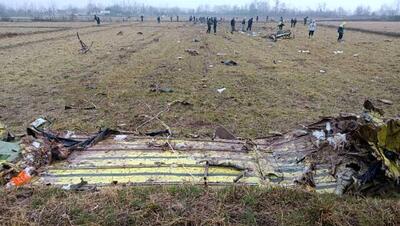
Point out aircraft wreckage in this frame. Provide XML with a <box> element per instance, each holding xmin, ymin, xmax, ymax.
<box><xmin>1</xmin><ymin>101</ymin><xmax>399</xmax><ymax>195</ymax></box>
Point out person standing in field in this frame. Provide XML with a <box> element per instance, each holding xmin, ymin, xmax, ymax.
<box><xmin>213</xmin><ymin>17</ymin><xmax>218</xmax><ymax>34</ymax></box>
<box><xmin>206</xmin><ymin>18</ymin><xmax>212</xmax><ymax>33</ymax></box>
<box><xmin>293</xmin><ymin>18</ymin><xmax>297</xmax><ymax>27</ymax></box>
<box><xmin>157</xmin><ymin>16</ymin><xmax>161</xmax><ymax>23</ymax></box>
<box><xmin>304</xmin><ymin>16</ymin><xmax>308</xmax><ymax>26</ymax></box>
<box><xmin>308</xmin><ymin>20</ymin><xmax>316</xmax><ymax>38</ymax></box>
<box><xmin>94</xmin><ymin>15</ymin><xmax>101</xmax><ymax>25</ymax></box>
<box><xmin>338</xmin><ymin>23</ymin><xmax>345</xmax><ymax>42</ymax></box>
<box><xmin>278</xmin><ymin>21</ymin><xmax>285</xmax><ymax>30</ymax></box>
<box><xmin>230</xmin><ymin>18</ymin><xmax>236</xmax><ymax>34</ymax></box>
<box><xmin>140</xmin><ymin>15</ymin><xmax>144</xmax><ymax>22</ymax></box>
<box><xmin>241</xmin><ymin>18</ymin><xmax>246</xmax><ymax>32</ymax></box>
<box><xmin>256</xmin><ymin>16</ymin><xmax>259</xmax><ymax>22</ymax></box>
<box><xmin>247</xmin><ymin>17</ymin><xmax>253</xmax><ymax>31</ymax></box>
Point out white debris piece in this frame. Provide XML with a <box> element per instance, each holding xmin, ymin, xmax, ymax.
<box><xmin>327</xmin><ymin>133</ymin><xmax>347</xmax><ymax>150</ymax></box>
<box><xmin>114</xmin><ymin>135</ymin><xmax>128</xmax><ymax>141</ymax></box>
<box><xmin>65</xmin><ymin>131</ymin><xmax>75</xmax><ymax>139</ymax></box>
<box><xmin>312</xmin><ymin>130</ymin><xmax>325</xmax><ymax>140</ymax></box>
<box><xmin>217</xmin><ymin>88</ymin><xmax>226</xmax><ymax>94</ymax></box>
<box><xmin>333</xmin><ymin>50</ymin><xmax>343</xmax><ymax>55</ymax></box>
<box><xmin>31</xmin><ymin>118</ymin><xmax>47</xmax><ymax>128</ymax></box>
<box><xmin>62</xmin><ymin>184</ymin><xmax>72</xmax><ymax>190</ymax></box>
<box><xmin>298</xmin><ymin>50</ymin><xmax>310</xmax><ymax>53</ymax></box>
<box><xmin>320</xmin><ymin>70</ymin><xmax>326</xmax><ymax>73</ymax></box>
<box><xmin>32</xmin><ymin>141</ymin><xmax>41</xmax><ymax>149</ymax></box>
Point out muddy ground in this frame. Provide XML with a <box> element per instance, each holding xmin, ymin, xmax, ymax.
<box><xmin>0</xmin><ymin>21</ymin><xmax>399</xmax><ymax>137</ymax></box>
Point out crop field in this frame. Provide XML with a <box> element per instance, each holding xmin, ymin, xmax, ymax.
<box><xmin>0</xmin><ymin>20</ymin><xmax>399</xmax><ymax>138</ymax></box>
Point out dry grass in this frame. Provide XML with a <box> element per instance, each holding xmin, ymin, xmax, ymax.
<box><xmin>0</xmin><ymin>186</ymin><xmax>399</xmax><ymax>225</ymax></box>
<box><xmin>0</xmin><ymin>21</ymin><xmax>399</xmax><ymax>138</ymax></box>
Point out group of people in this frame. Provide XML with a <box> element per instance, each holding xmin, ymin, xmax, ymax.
<box><xmin>228</xmin><ymin>17</ymin><xmax>254</xmax><ymax>34</ymax></box>
<box><xmin>206</xmin><ymin>17</ymin><xmax>218</xmax><ymax>34</ymax></box>
<box><xmin>290</xmin><ymin>18</ymin><xmax>297</xmax><ymax>28</ymax></box>
<box><xmin>307</xmin><ymin>20</ymin><xmax>345</xmax><ymax>41</ymax></box>
<box><xmin>109</xmin><ymin>14</ymin><xmax>346</xmax><ymax>41</ymax></box>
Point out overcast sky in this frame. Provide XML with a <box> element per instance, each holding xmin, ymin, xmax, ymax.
<box><xmin>1</xmin><ymin>0</ymin><xmax>397</xmax><ymax>11</ymax></box>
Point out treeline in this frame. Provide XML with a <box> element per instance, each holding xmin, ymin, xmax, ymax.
<box><xmin>0</xmin><ymin>0</ymin><xmax>399</xmax><ymax>19</ymax></box>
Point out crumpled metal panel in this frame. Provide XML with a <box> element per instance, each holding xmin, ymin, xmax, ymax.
<box><xmin>38</xmin><ymin>135</ymin><xmax>337</xmax><ymax>192</ymax></box>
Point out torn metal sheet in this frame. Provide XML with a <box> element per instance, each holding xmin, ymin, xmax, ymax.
<box><xmin>37</xmin><ymin>135</ymin><xmax>336</xmax><ymax>193</ymax></box>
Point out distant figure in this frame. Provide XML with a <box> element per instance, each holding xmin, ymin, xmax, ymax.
<box><xmin>266</xmin><ymin>16</ymin><xmax>269</xmax><ymax>22</ymax></box>
<box><xmin>157</xmin><ymin>16</ymin><xmax>161</xmax><ymax>23</ymax></box>
<box><xmin>256</xmin><ymin>16</ymin><xmax>259</xmax><ymax>22</ymax></box>
<box><xmin>278</xmin><ymin>21</ymin><xmax>285</xmax><ymax>30</ymax></box>
<box><xmin>308</xmin><ymin>20</ymin><xmax>316</xmax><ymax>38</ymax></box>
<box><xmin>230</xmin><ymin>18</ymin><xmax>236</xmax><ymax>34</ymax></box>
<box><xmin>140</xmin><ymin>15</ymin><xmax>144</xmax><ymax>22</ymax></box>
<box><xmin>193</xmin><ymin>16</ymin><xmax>196</xmax><ymax>24</ymax></box>
<box><xmin>94</xmin><ymin>15</ymin><xmax>101</xmax><ymax>25</ymax></box>
<box><xmin>170</xmin><ymin>16</ymin><xmax>173</xmax><ymax>22</ymax></box>
<box><xmin>177</xmin><ymin>16</ymin><xmax>179</xmax><ymax>22</ymax></box>
<box><xmin>290</xmin><ymin>18</ymin><xmax>294</xmax><ymax>28</ymax></box>
<box><xmin>189</xmin><ymin>15</ymin><xmax>193</xmax><ymax>22</ymax></box>
<box><xmin>338</xmin><ymin>22</ymin><xmax>345</xmax><ymax>42</ymax></box>
<box><xmin>247</xmin><ymin>18</ymin><xmax>253</xmax><ymax>31</ymax></box>
<box><xmin>280</xmin><ymin>16</ymin><xmax>283</xmax><ymax>22</ymax></box>
<box><xmin>213</xmin><ymin>17</ymin><xmax>217</xmax><ymax>34</ymax></box>
<box><xmin>241</xmin><ymin>18</ymin><xmax>246</xmax><ymax>32</ymax></box>
<box><xmin>207</xmin><ymin>18</ymin><xmax>212</xmax><ymax>33</ymax></box>
<box><xmin>304</xmin><ymin>16</ymin><xmax>308</xmax><ymax>26</ymax></box>
<box><xmin>293</xmin><ymin>18</ymin><xmax>297</xmax><ymax>27</ymax></box>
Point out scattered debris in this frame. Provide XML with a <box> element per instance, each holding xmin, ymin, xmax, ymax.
<box><xmin>192</xmin><ymin>38</ymin><xmax>200</xmax><ymax>42</ymax></box>
<box><xmin>117</xmin><ymin>31</ymin><xmax>123</xmax><ymax>36</ymax></box>
<box><xmin>269</xmin><ymin>30</ymin><xmax>292</xmax><ymax>42</ymax></box>
<box><xmin>177</xmin><ymin>56</ymin><xmax>183</xmax><ymax>60</ymax></box>
<box><xmin>221</xmin><ymin>60</ymin><xmax>238</xmax><ymax>66</ymax></box>
<box><xmin>1</xmin><ymin>101</ymin><xmax>399</xmax><ymax>196</ymax></box>
<box><xmin>378</xmin><ymin>99</ymin><xmax>393</xmax><ymax>105</ymax></box>
<box><xmin>333</xmin><ymin>50</ymin><xmax>343</xmax><ymax>55</ymax></box>
<box><xmin>6</xmin><ymin>166</ymin><xmax>35</xmax><ymax>188</ymax></box>
<box><xmin>150</xmin><ymin>85</ymin><xmax>174</xmax><ymax>93</ymax></box>
<box><xmin>319</xmin><ymin>69</ymin><xmax>326</xmax><ymax>74</ymax></box>
<box><xmin>137</xmin><ymin>32</ymin><xmax>143</xmax><ymax>35</ymax></box>
<box><xmin>153</xmin><ymin>38</ymin><xmax>159</xmax><ymax>42</ymax></box>
<box><xmin>76</xmin><ymin>32</ymin><xmax>93</xmax><ymax>54</ymax></box>
<box><xmin>298</xmin><ymin>50</ymin><xmax>310</xmax><ymax>54</ymax></box>
<box><xmin>216</xmin><ymin>52</ymin><xmax>226</xmax><ymax>56</ymax></box>
<box><xmin>209</xmin><ymin>65</ymin><xmax>214</xmax><ymax>68</ymax></box>
<box><xmin>217</xmin><ymin>88</ymin><xmax>226</xmax><ymax>94</ymax></box>
<box><xmin>353</xmin><ymin>53</ymin><xmax>360</xmax><ymax>57</ymax></box>
<box><xmin>185</xmin><ymin>49</ymin><xmax>199</xmax><ymax>56</ymax></box>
